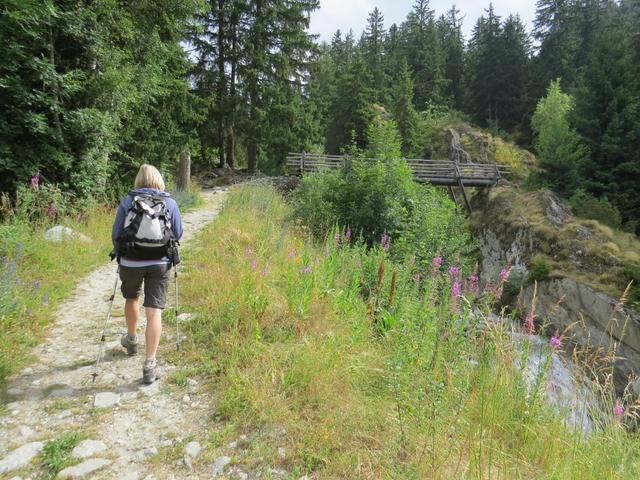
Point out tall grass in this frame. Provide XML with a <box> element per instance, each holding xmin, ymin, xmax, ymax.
<box><xmin>0</xmin><ymin>204</ymin><xmax>114</xmax><ymax>385</ymax></box>
<box><xmin>179</xmin><ymin>185</ymin><xmax>640</xmax><ymax>479</ymax></box>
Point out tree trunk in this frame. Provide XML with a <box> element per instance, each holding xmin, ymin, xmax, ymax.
<box><xmin>247</xmin><ymin>142</ymin><xmax>257</xmax><ymax>174</ymax></box>
<box><xmin>216</xmin><ymin>0</ymin><xmax>226</xmax><ymax>168</ymax></box>
<box><xmin>177</xmin><ymin>151</ymin><xmax>191</xmax><ymax>191</ymax></box>
<box><xmin>226</xmin><ymin>126</ymin><xmax>235</xmax><ymax>169</ymax></box>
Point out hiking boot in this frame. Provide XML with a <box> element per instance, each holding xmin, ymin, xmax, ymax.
<box><xmin>120</xmin><ymin>333</ymin><xmax>138</xmax><ymax>356</ymax></box>
<box><xmin>142</xmin><ymin>359</ymin><xmax>160</xmax><ymax>384</ymax></box>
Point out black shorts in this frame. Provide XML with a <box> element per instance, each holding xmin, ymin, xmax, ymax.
<box><xmin>119</xmin><ymin>264</ymin><xmax>170</xmax><ymax>309</ymax></box>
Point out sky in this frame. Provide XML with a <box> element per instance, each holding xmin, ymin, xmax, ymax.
<box><xmin>309</xmin><ymin>0</ymin><xmax>537</xmax><ymax>43</ymax></box>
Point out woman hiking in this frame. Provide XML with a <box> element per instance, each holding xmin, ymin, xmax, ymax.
<box><xmin>111</xmin><ymin>164</ymin><xmax>183</xmax><ymax>384</ymax></box>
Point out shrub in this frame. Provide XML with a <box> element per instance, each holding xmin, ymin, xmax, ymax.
<box><xmin>528</xmin><ymin>256</ymin><xmax>551</xmax><ymax>283</ymax></box>
<box><xmin>570</xmin><ymin>189</ymin><xmax>622</xmax><ymax>229</ymax></box>
<box><xmin>293</xmin><ymin>118</ymin><xmax>475</xmax><ymax>273</ymax></box>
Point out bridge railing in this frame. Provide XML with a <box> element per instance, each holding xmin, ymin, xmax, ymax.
<box><xmin>286</xmin><ymin>152</ymin><xmax>510</xmax><ymax>187</ymax></box>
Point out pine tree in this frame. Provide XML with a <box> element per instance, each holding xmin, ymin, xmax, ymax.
<box><xmin>531</xmin><ymin>80</ymin><xmax>588</xmax><ymax>197</ymax></box>
<box><xmin>437</xmin><ymin>6</ymin><xmax>465</xmax><ymax>110</ymax></box>
<box><xmin>390</xmin><ymin>59</ymin><xmax>420</xmax><ymax>156</ymax></box>
<box><xmin>573</xmin><ymin>3</ymin><xmax>640</xmax><ymax>225</ymax></box>
<box><xmin>362</xmin><ymin>8</ymin><xmax>387</xmax><ymax>102</ymax></box>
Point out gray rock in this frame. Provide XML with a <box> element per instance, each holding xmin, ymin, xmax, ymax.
<box><xmin>0</xmin><ymin>442</ymin><xmax>44</xmax><ymax>474</ymax></box>
<box><xmin>184</xmin><ymin>441</ymin><xmax>201</xmax><ymax>458</ymax></box>
<box><xmin>72</xmin><ymin>439</ymin><xmax>107</xmax><ymax>459</ymax></box>
<box><xmin>182</xmin><ymin>394</ymin><xmax>190</xmax><ymax>403</ymax></box>
<box><xmin>135</xmin><ymin>447</ymin><xmax>158</xmax><ymax>460</ymax></box>
<box><xmin>44</xmin><ymin>226</ymin><xmax>91</xmax><ymax>243</ymax></box>
<box><xmin>139</xmin><ymin>383</ymin><xmax>160</xmax><ymax>397</ymax></box>
<box><xmin>177</xmin><ymin>313</ymin><xmax>195</xmax><ymax>322</ymax></box>
<box><xmin>212</xmin><ymin>456</ymin><xmax>231</xmax><ymax>476</ymax></box>
<box><xmin>186</xmin><ymin>378</ymin><xmax>198</xmax><ymax>388</ymax></box>
<box><xmin>94</xmin><ymin>391</ymin><xmax>120</xmax><ymax>408</ymax></box>
<box><xmin>57</xmin><ymin>410</ymin><xmax>73</xmax><ymax>419</ymax></box>
<box><xmin>58</xmin><ymin>458</ymin><xmax>111</xmax><ymax>478</ymax></box>
<box><xmin>18</xmin><ymin>426</ymin><xmax>35</xmax><ymax>438</ymax></box>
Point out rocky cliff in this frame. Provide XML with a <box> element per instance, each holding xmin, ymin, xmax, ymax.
<box><xmin>471</xmin><ymin>187</ymin><xmax>640</xmax><ymax>395</ymax></box>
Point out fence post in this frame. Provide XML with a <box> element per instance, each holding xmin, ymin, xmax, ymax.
<box><xmin>300</xmin><ymin>151</ymin><xmax>306</xmax><ymax>175</ymax></box>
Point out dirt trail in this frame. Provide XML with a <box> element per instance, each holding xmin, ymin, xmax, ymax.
<box><xmin>0</xmin><ymin>188</ymin><xmax>231</xmax><ymax>479</ymax></box>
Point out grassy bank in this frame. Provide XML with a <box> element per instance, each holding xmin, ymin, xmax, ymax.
<box><xmin>0</xmin><ymin>205</ymin><xmax>114</xmax><ymax>385</ymax></box>
<box><xmin>178</xmin><ymin>184</ymin><xmax>640</xmax><ymax>479</ymax></box>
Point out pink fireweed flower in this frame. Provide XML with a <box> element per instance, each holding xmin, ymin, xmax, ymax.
<box><xmin>614</xmin><ymin>400</ymin><xmax>625</xmax><ymax>418</ymax></box>
<box><xmin>300</xmin><ymin>265</ymin><xmax>312</xmax><ymax>274</ymax></box>
<box><xmin>467</xmin><ymin>274</ymin><xmax>479</xmax><ymax>296</ymax></box>
<box><xmin>448</xmin><ymin>265</ymin><xmax>460</xmax><ymax>279</ymax></box>
<box><xmin>344</xmin><ymin>227</ymin><xmax>352</xmax><ymax>243</ymax></box>
<box><xmin>451</xmin><ymin>280</ymin><xmax>462</xmax><ymax>298</ymax></box>
<box><xmin>432</xmin><ymin>256</ymin><xmax>443</xmax><ymax>268</ymax></box>
<box><xmin>46</xmin><ymin>203</ymin><xmax>57</xmax><ymax>217</ymax></box>
<box><xmin>260</xmin><ymin>268</ymin><xmax>269</xmax><ymax>277</ymax></box>
<box><xmin>30</xmin><ymin>173</ymin><xmax>40</xmax><ymax>188</ymax></box>
<box><xmin>245</xmin><ymin>246</ymin><xmax>254</xmax><ymax>257</ymax></box>
<box><xmin>499</xmin><ymin>266</ymin><xmax>511</xmax><ymax>282</ymax></box>
<box><xmin>288</xmin><ymin>250</ymin><xmax>296</xmax><ymax>259</ymax></box>
<box><xmin>250</xmin><ymin>259</ymin><xmax>258</xmax><ymax>270</ymax></box>
<box><xmin>549</xmin><ymin>335</ymin><xmax>562</xmax><ymax>350</ymax></box>
<box><xmin>524</xmin><ymin>311</ymin><xmax>535</xmax><ymax>334</ymax></box>
<box><xmin>380</xmin><ymin>230</ymin><xmax>390</xmax><ymax>252</ymax></box>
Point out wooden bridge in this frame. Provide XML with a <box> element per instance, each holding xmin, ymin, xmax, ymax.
<box><xmin>286</xmin><ymin>152</ymin><xmax>510</xmax><ymax>212</ymax></box>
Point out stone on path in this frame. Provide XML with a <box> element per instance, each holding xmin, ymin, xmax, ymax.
<box><xmin>94</xmin><ymin>391</ymin><xmax>120</xmax><ymax>408</ymax></box>
<box><xmin>212</xmin><ymin>455</ymin><xmax>231</xmax><ymax>477</ymax></box>
<box><xmin>184</xmin><ymin>441</ymin><xmax>201</xmax><ymax>458</ymax></box>
<box><xmin>135</xmin><ymin>447</ymin><xmax>158</xmax><ymax>460</ymax></box>
<box><xmin>72</xmin><ymin>439</ymin><xmax>107</xmax><ymax>459</ymax></box>
<box><xmin>177</xmin><ymin>313</ymin><xmax>195</xmax><ymax>323</ymax></box>
<box><xmin>0</xmin><ymin>441</ymin><xmax>44</xmax><ymax>474</ymax></box>
<box><xmin>44</xmin><ymin>225</ymin><xmax>91</xmax><ymax>243</ymax></box>
<box><xmin>58</xmin><ymin>458</ymin><xmax>111</xmax><ymax>478</ymax></box>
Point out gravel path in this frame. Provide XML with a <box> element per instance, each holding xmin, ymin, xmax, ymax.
<box><xmin>0</xmin><ymin>188</ymin><xmax>235</xmax><ymax>479</ymax></box>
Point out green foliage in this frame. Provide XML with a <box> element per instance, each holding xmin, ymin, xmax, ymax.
<box><xmin>179</xmin><ymin>184</ymin><xmax>640</xmax><ymax>478</ymax></box>
<box><xmin>41</xmin><ymin>432</ymin><xmax>85</xmax><ymax>479</ymax></box>
<box><xmin>531</xmin><ymin>80</ymin><xmax>588</xmax><ymax>197</ymax></box>
<box><xmin>528</xmin><ymin>256</ymin><xmax>551</xmax><ymax>283</ymax></box>
<box><xmin>570</xmin><ymin>189</ymin><xmax>622</xmax><ymax>229</ymax></box>
<box><xmin>295</xmin><ymin>117</ymin><xmax>475</xmax><ymax>272</ymax></box>
<box><xmin>623</xmin><ymin>265</ymin><xmax>640</xmax><ymax>310</ymax></box>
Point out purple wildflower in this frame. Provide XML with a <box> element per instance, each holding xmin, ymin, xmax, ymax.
<box><xmin>288</xmin><ymin>250</ymin><xmax>296</xmax><ymax>259</ymax></box>
<box><xmin>344</xmin><ymin>227</ymin><xmax>352</xmax><ymax>243</ymax></box>
<box><xmin>34</xmin><ymin>280</ymin><xmax>42</xmax><ymax>291</ymax></box>
<box><xmin>452</xmin><ymin>280</ymin><xmax>462</xmax><ymax>298</ymax></box>
<box><xmin>333</xmin><ymin>231</ymin><xmax>340</xmax><ymax>247</ymax></box>
<box><xmin>300</xmin><ymin>265</ymin><xmax>312</xmax><ymax>274</ymax></box>
<box><xmin>432</xmin><ymin>256</ymin><xmax>443</xmax><ymax>269</ymax></box>
<box><xmin>380</xmin><ymin>230</ymin><xmax>391</xmax><ymax>252</ymax></box>
<box><xmin>549</xmin><ymin>335</ymin><xmax>562</xmax><ymax>350</ymax></box>
<box><xmin>448</xmin><ymin>265</ymin><xmax>460</xmax><ymax>279</ymax></box>
<box><xmin>499</xmin><ymin>266</ymin><xmax>511</xmax><ymax>282</ymax></box>
<box><xmin>250</xmin><ymin>259</ymin><xmax>258</xmax><ymax>270</ymax></box>
<box><xmin>614</xmin><ymin>400</ymin><xmax>625</xmax><ymax>418</ymax></box>
<box><xmin>260</xmin><ymin>268</ymin><xmax>269</xmax><ymax>277</ymax></box>
<box><xmin>47</xmin><ymin>203</ymin><xmax>57</xmax><ymax>218</ymax></box>
<box><xmin>245</xmin><ymin>246</ymin><xmax>254</xmax><ymax>257</ymax></box>
<box><xmin>30</xmin><ymin>173</ymin><xmax>40</xmax><ymax>188</ymax></box>
<box><xmin>467</xmin><ymin>274</ymin><xmax>479</xmax><ymax>296</ymax></box>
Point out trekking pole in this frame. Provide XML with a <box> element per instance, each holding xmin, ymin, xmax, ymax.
<box><xmin>174</xmin><ymin>262</ymin><xmax>181</xmax><ymax>351</ymax></box>
<box><xmin>92</xmin><ymin>264</ymin><xmax>120</xmax><ymax>383</ymax></box>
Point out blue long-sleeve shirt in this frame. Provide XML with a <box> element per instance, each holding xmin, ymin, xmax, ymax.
<box><xmin>111</xmin><ymin>188</ymin><xmax>183</xmax><ymax>266</ymax></box>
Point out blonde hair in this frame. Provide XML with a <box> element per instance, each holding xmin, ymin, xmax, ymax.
<box><xmin>134</xmin><ymin>164</ymin><xmax>165</xmax><ymax>191</ymax></box>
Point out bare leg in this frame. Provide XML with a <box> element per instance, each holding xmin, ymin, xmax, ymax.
<box><xmin>145</xmin><ymin>307</ymin><xmax>163</xmax><ymax>359</ymax></box>
<box><xmin>125</xmin><ymin>298</ymin><xmax>139</xmax><ymax>336</ymax></box>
